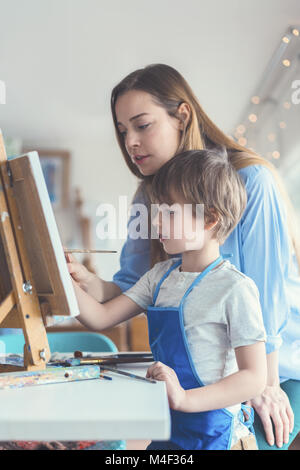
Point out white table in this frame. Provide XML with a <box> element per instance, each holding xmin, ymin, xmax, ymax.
<box><xmin>0</xmin><ymin>356</ymin><xmax>171</xmax><ymax>441</ymax></box>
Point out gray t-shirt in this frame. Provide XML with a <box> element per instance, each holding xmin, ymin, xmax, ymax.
<box><xmin>124</xmin><ymin>257</ymin><xmax>266</xmax><ymax>435</ymax></box>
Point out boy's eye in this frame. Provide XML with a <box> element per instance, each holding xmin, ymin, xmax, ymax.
<box><xmin>160</xmin><ymin>210</ymin><xmax>175</xmax><ymax>216</ymax></box>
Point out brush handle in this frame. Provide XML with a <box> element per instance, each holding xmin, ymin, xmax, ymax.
<box><xmin>101</xmin><ymin>365</ymin><xmax>156</xmax><ymax>384</ymax></box>
<box><xmin>77</xmin><ymin>357</ymin><xmax>154</xmax><ymax>365</ymax></box>
<box><xmin>64</xmin><ymin>249</ymin><xmax>117</xmax><ymax>254</ymax></box>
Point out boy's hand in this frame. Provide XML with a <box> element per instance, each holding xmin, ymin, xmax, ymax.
<box><xmin>64</xmin><ymin>250</ymin><xmax>94</xmax><ymax>287</ymax></box>
<box><xmin>146</xmin><ymin>362</ymin><xmax>186</xmax><ymax>411</ymax></box>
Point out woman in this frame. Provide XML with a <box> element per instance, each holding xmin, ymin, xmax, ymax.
<box><xmin>69</xmin><ymin>64</ymin><xmax>300</xmax><ymax>450</ymax></box>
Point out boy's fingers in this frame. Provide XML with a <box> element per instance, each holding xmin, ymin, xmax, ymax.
<box><xmin>63</xmin><ymin>248</ymin><xmax>76</xmax><ymax>263</ymax></box>
<box><xmin>67</xmin><ymin>263</ymin><xmax>73</xmax><ymax>272</ymax></box>
<box><xmin>146</xmin><ymin>362</ymin><xmax>161</xmax><ymax>377</ymax></box>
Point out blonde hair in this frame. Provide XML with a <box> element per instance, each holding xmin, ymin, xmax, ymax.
<box><xmin>111</xmin><ymin>64</ymin><xmax>300</xmax><ymax>269</ymax></box>
<box><xmin>151</xmin><ymin>149</ymin><xmax>247</xmax><ymax>244</ymax></box>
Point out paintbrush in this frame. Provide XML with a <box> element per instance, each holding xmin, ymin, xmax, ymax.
<box><xmin>101</xmin><ymin>365</ymin><xmax>156</xmax><ymax>385</ymax></box>
<box><xmin>67</xmin><ymin>357</ymin><xmax>154</xmax><ymax>365</ymax></box>
<box><xmin>64</xmin><ymin>249</ymin><xmax>117</xmax><ymax>254</ymax></box>
<box><xmin>74</xmin><ymin>351</ymin><xmax>153</xmax><ymax>359</ymax></box>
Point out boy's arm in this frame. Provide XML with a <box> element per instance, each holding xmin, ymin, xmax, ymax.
<box><xmin>72</xmin><ymin>279</ymin><xmax>144</xmax><ymax>331</ymax></box>
<box><xmin>147</xmin><ymin>342</ymin><xmax>267</xmax><ymax>412</ymax></box>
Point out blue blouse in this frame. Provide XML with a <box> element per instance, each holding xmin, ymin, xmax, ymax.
<box><xmin>113</xmin><ymin>164</ymin><xmax>300</xmax><ymax>381</ymax></box>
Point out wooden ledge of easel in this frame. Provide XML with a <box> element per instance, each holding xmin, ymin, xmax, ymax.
<box><xmin>0</xmin><ymin>364</ymin><xmax>45</xmax><ymax>373</ymax></box>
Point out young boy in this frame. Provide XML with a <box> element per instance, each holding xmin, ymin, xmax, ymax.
<box><xmin>71</xmin><ymin>149</ymin><xmax>267</xmax><ymax>450</ymax></box>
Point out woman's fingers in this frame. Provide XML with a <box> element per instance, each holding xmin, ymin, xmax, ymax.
<box><xmin>258</xmin><ymin>408</ymin><xmax>275</xmax><ymax>446</ymax></box>
<box><xmin>286</xmin><ymin>401</ymin><xmax>294</xmax><ymax>434</ymax></box>
<box><xmin>271</xmin><ymin>408</ymin><xmax>284</xmax><ymax>447</ymax></box>
<box><xmin>280</xmin><ymin>409</ymin><xmax>291</xmax><ymax>445</ymax></box>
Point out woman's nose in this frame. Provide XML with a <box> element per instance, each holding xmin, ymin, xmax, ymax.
<box><xmin>125</xmin><ymin>130</ymin><xmax>140</xmax><ymax>151</ymax></box>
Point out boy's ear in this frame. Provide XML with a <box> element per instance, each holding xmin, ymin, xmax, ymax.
<box><xmin>204</xmin><ymin>209</ymin><xmax>219</xmax><ymax>231</ymax></box>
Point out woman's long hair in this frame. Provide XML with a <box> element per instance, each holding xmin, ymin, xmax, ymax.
<box><xmin>111</xmin><ymin>64</ymin><xmax>300</xmax><ymax>269</ymax></box>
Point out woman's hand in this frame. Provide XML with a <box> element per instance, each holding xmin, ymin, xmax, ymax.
<box><xmin>146</xmin><ymin>362</ymin><xmax>186</xmax><ymax>410</ymax></box>
<box><xmin>245</xmin><ymin>384</ymin><xmax>294</xmax><ymax>448</ymax></box>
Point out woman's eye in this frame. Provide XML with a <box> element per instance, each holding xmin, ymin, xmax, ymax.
<box><xmin>138</xmin><ymin>124</ymin><xmax>150</xmax><ymax>130</ymax></box>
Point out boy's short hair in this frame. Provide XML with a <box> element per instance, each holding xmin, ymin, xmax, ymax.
<box><xmin>151</xmin><ymin>149</ymin><xmax>247</xmax><ymax>244</ymax></box>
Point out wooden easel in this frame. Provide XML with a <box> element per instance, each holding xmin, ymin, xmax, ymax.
<box><xmin>0</xmin><ymin>131</ymin><xmax>51</xmax><ymax>372</ymax></box>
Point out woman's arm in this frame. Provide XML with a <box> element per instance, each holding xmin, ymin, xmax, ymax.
<box><xmin>236</xmin><ymin>165</ymin><xmax>294</xmax><ymax>446</ymax></box>
<box><xmin>147</xmin><ymin>342</ymin><xmax>267</xmax><ymax>413</ymax></box>
<box><xmin>246</xmin><ymin>350</ymin><xmax>294</xmax><ymax>448</ymax></box>
<box><xmin>72</xmin><ymin>279</ymin><xmax>144</xmax><ymax>331</ymax></box>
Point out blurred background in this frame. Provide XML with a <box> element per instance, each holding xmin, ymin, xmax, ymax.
<box><xmin>0</xmin><ymin>0</ymin><xmax>299</xmax><ymax>349</ymax></box>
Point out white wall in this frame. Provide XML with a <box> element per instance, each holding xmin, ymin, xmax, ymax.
<box><xmin>0</xmin><ymin>0</ymin><xmax>299</xmax><ymax>278</ymax></box>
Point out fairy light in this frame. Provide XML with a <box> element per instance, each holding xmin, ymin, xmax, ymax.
<box><xmin>268</xmin><ymin>133</ymin><xmax>276</xmax><ymax>142</ymax></box>
<box><xmin>238</xmin><ymin>137</ymin><xmax>247</xmax><ymax>146</ymax></box>
<box><xmin>251</xmin><ymin>96</ymin><xmax>260</xmax><ymax>104</ymax></box>
<box><xmin>236</xmin><ymin>124</ymin><xmax>246</xmax><ymax>134</ymax></box>
<box><xmin>248</xmin><ymin>113</ymin><xmax>258</xmax><ymax>123</ymax></box>
<box><xmin>235</xmin><ymin>28</ymin><xmax>299</xmax><ymax>156</ymax></box>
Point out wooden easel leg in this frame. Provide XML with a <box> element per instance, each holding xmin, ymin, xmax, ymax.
<box><xmin>0</xmin><ymin>131</ymin><xmax>50</xmax><ymax>371</ymax></box>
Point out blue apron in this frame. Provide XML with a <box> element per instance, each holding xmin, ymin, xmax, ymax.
<box><xmin>147</xmin><ymin>256</ymin><xmax>254</xmax><ymax>450</ymax></box>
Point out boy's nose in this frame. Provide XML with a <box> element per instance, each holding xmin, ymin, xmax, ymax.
<box><xmin>151</xmin><ymin>209</ymin><xmax>162</xmax><ymax>227</ymax></box>
<box><xmin>151</xmin><ymin>210</ymin><xmax>162</xmax><ymax>239</ymax></box>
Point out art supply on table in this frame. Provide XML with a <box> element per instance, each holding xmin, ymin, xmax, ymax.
<box><xmin>74</xmin><ymin>351</ymin><xmax>153</xmax><ymax>359</ymax></box>
<box><xmin>101</xmin><ymin>365</ymin><xmax>156</xmax><ymax>385</ymax></box>
<box><xmin>72</xmin><ymin>351</ymin><xmax>154</xmax><ymax>365</ymax></box>
<box><xmin>64</xmin><ymin>249</ymin><xmax>117</xmax><ymax>254</ymax></box>
<box><xmin>100</xmin><ymin>373</ymin><xmax>112</xmax><ymax>381</ymax></box>
<box><xmin>66</xmin><ymin>356</ymin><xmax>154</xmax><ymax>366</ymax></box>
<box><xmin>0</xmin><ymin>365</ymin><xmax>100</xmax><ymax>390</ymax></box>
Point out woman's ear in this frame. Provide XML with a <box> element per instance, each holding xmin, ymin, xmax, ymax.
<box><xmin>177</xmin><ymin>102</ymin><xmax>191</xmax><ymax>130</ymax></box>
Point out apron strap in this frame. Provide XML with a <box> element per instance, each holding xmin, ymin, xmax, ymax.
<box><xmin>239</xmin><ymin>404</ymin><xmax>255</xmax><ymax>430</ymax></box>
<box><xmin>152</xmin><ymin>259</ymin><xmax>182</xmax><ymax>305</ymax></box>
<box><xmin>179</xmin><ymin>255</ymin><xmax>223</xmax><ymax>308</ymax></box>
